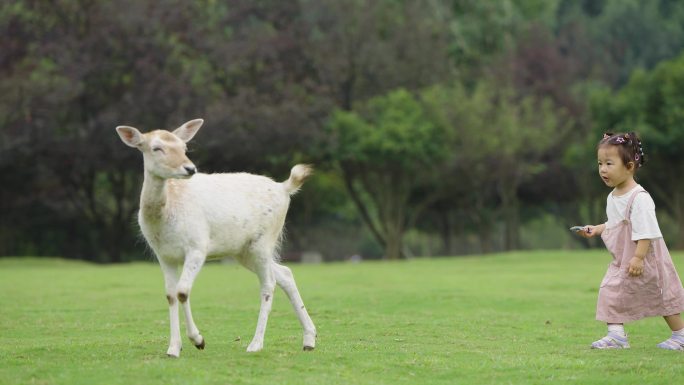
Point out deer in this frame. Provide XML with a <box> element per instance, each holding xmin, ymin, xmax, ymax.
<box><xmin>115</xmin><ymin>119</ymin><xmax>316</xmax><ymax>357</ymax></box>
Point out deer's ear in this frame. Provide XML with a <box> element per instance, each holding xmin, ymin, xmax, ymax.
<box><xmin>116</xmin><ymin>126</ymin><xmax>145</xmax><ymax>148</ymax></box>
<box><xmin>173</xmin><ymin>119</ymin><xmax>203</xmax><ymax>143</ymax></box>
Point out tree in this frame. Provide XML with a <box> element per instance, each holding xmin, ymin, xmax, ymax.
<box><xmin>299</xmin><ymin>0</ymin><xmax>457</xmax><ymax>258</ymax></box>
<box><xmin>421</xmin><ymin>82</ymin><xmax>566</xmax><ymax>251</ymax></box>
<box><xmin>301</xmin><ymin>0</ymin><xmax>454</xmax><ymax>111</ymax></box>
<box><xmin>328</xmin><ymin>89</ymin><xmax>451</xmax><ymax>259</ymax></box>
<box><xmin>447</xmin><ymin>0</ymin><xmax>561</xmax><ymax>77</ymax></box>
<box><xmin>0</xmin><ymin>0</ymin><xmax>215</xmax><ymax>261</ymax></box>
<box><xmin>590</xmin><ymin>53</ymin><xmax>684</xmax><ymax>247</ymax></box>
<box><xmin>556</xmin><ymin>0</ymin><xmax>684</xmax><ymax>87</ymax></box>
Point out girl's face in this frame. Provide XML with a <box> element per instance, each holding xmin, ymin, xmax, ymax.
<box><xmin>597</xmin><ymin>145</ymin><xmax>635</xmax><ymax>189</ymax></box>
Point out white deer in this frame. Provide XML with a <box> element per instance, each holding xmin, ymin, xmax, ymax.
<box><xmin>116</xmin><ymin>119</ymin><xmax>316</xmax><ymax>357</ymax></box>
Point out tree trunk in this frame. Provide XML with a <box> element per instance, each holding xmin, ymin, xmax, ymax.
<box><xmin>675</xmin><ymin>193</ymin><xmax>684</xmax><ymax>249</ymax></box>
<box><xmin>498</xmin><ymin>178</ymin><xmax>521</xmax><ymax>251</ymax></box>
<box><xmin>503</xmin><ymin>203</ymin><xmax>520</xmax><ymax>251</ymax></box>
<box><xmin>479</xmin><ymin>222</ymin><xmax>493</xmax><ymax>254</ymax></box>
<box><xmin>340</xmin><ymin>167</ymin><xmax>387</xmax><ymax>251</ymax></box>
<box><xmin>380</xmin><ymin>199</ymin><xmax>406</xmax><ymax>260</ymax></box>
<box><xmin>439</xmin><ymin>210</ymin><xmax>452</xmax><ymax>255</ymax></box>
<box><xmin>107</xmin><ymin>225</ymin><xmax>123</xmax><ymax>263</ymax></box>
<box><xmin>384</xmin><ymin>226</ymin><xmax>404</xmax><ymax>260</ymax></box>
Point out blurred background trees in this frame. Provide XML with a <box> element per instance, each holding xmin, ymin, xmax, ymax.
<box><xmin>3</xmin><ymin>0</ymin><xmax>684</xmax><ymax>262</ymax></box>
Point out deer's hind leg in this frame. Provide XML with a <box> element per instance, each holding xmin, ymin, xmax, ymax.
<box><xmin>274</xmin><ymin>263</ymin><xmax>316</xmax><ymax>350</ymax></box>
<box><xmin>243</xmin><ymin>249</ymin><xmax>277</xmax><ymax>353</ymax></box>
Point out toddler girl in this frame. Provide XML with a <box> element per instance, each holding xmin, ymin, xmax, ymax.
<box><xmin>575</xmin><ymin>132</ymin><xmax>684</xmax><ymax>350</ymax></box>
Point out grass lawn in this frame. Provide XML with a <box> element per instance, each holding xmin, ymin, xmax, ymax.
<box><xmin>2</xmin><ymin>250</ymin><xmax>684</xmax><ymax>385</ymax></box>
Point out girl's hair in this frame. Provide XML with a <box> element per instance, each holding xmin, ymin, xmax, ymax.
<box><xmin>598</xmin><ymin>132</ymin><xmax>646</xmax><ymax>170</ymax></box>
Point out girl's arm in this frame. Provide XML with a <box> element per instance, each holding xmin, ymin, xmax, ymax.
<box><xmin>628</xmin><ymin>239</ymin><xmax>651</xmax><ymax>277</ymax></box>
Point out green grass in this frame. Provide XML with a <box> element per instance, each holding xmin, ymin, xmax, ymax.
<box><xmin>2</xmin><ymin>251</ymin><xmax>684</xmax><ymax>385</ymax></box>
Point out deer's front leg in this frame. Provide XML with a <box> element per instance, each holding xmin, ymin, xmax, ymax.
<box><xmin>159</xmin><ymin>260</ymin><xmax>182</xmax><ymax>358</ymax></box>
<box><xmin>177</xmin><ymin>251</ymin><xmax>206</xmax><ymax>350</ymax></box>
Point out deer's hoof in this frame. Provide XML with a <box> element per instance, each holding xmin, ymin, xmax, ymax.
<box><xmin>303</xmin><ymin>332</ymin><xmax>316</xmax><ymax>350</ymax></box>
<box><xmin>246</xmin><ymin>341</ymin><xmax>263</xmax><ymax>352</ymax></box>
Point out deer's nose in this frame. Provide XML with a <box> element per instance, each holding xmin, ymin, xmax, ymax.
<box><xmin>184</xmin><ymin>165</ymin><xmax>197</xmax><ymax>175</ymax></box>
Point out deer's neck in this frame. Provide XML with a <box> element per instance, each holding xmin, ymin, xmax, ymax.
<box><xmin>140</xmin><ymin>171</ymin><xmax>168</xmax><ymax>223</ymax></box>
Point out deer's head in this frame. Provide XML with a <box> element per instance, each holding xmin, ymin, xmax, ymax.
<box><xmin>116</xmin><ymin>119</ymin><xmax>203</xmax><ymax>179</ymax></box>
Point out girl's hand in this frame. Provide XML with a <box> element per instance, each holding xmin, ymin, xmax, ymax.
<box><xmin>628</xmin><ymin>257</ymin><xmax>644</xmax><ymax>277</ymax></box>
<box><xmin>577</xmin><ymin>225</ymin><xmax>597</xmax><ymax>238</ymax></box>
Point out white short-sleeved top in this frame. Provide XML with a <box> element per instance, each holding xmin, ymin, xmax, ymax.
<box><xmin>605</xmin><ymin>184</ymin><xmax>662</xmax><ymax>241</ymax></box>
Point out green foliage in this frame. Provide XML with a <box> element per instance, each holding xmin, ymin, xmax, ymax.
<box><xmin>420</xmin><ymin>82</ymin><xmax>567</xmax><ymax>250</ymax></box>
<box><xmin>422</xmin><ymin>82</ymin><xmax>562</xmax><ymax>171</ymax></box>
<box><xmin>448</xmin><ymin>0</ymin><xmax>560</xmax><ymax>71</ymax></box>
<box><xmin>558</xmin><ymin>0</ymin><xmax>684</xmax><ymax>86</ymax></box>
<box><xmin>589</xmin><ymin>52</ymin><xmax>684</xmax><ymax>165</ymax></box>
<box><xmin>589</xmin><ymin>53</ymin><xmax>684</xmax><ymax>246</ymax></box>
<box><xmin>328</xmin><ymin>89</ymin><xmax>452</xmax><ymax>259</ymax></box>
<box><xmin>3</xmin><ymin>253</ymin><xmax>684</xmax><ymax>384</ymax></box>
<box><xmin>330</xmin><ymin>89</ymin><xmax>448</xmax><ymax>166</ymax></box>
<box><xmin>5</xmin><ymin>0</ymin><xmax>684</xmax><ymax>260</ymax></box>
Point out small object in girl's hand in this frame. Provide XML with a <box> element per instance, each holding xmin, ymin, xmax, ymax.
<box><xmin>570</xmin><ymin>226</ymin><xmax>586</xmax><ymax>232</ymax></box>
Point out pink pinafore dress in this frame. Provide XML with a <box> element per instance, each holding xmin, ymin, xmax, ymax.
<box><xmin>597</xmin><ymin>187</ymin><xmax>684</xmax><ymax>323</ymax></box>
